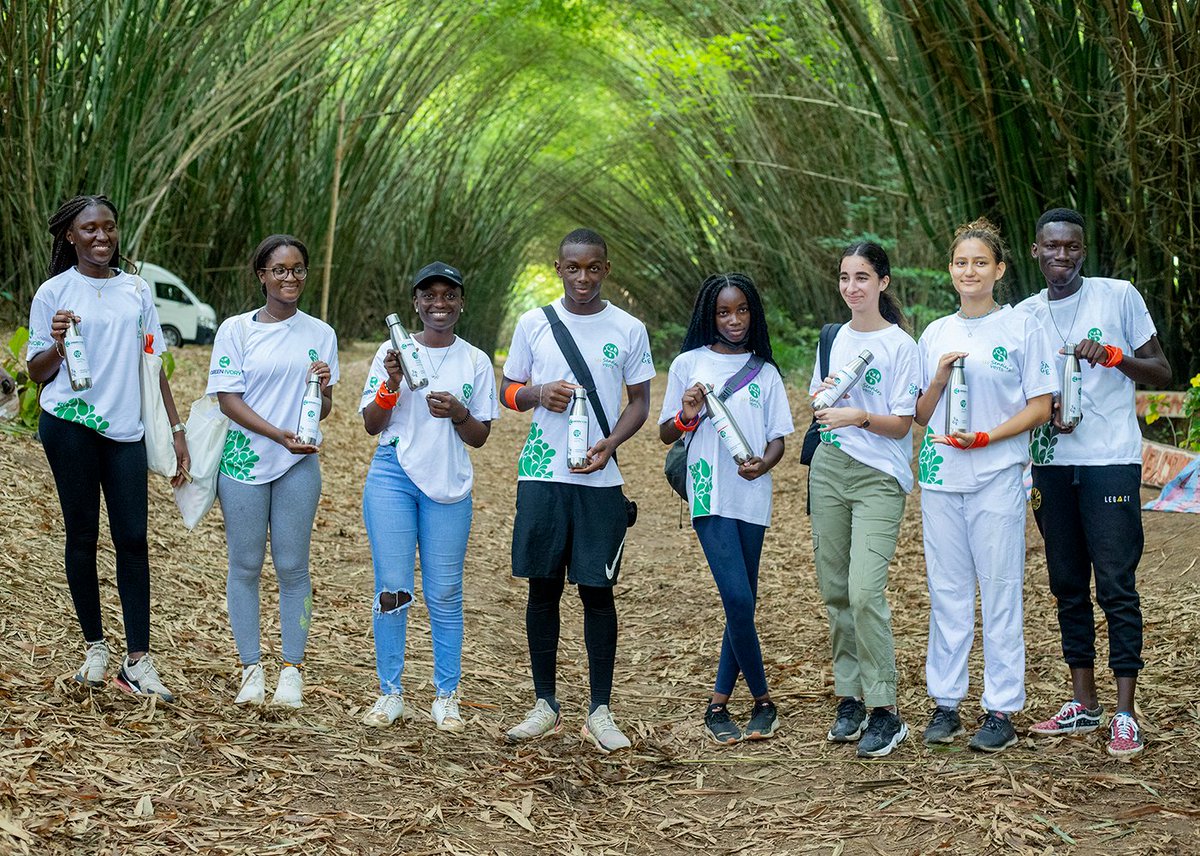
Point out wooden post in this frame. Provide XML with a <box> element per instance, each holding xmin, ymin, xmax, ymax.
<box><xmin>320</xmin><ymin>99</ymin><xmax>345</xmax><ymax>322</ymax></box>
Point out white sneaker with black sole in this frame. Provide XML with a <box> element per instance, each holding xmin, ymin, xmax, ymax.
<box><xmin>581</xmin><ymin>705</ymin><xmax>632</xmax><ymax>753</ymax></box>
<box><xmin>115</xmin><ymin>654</ymin><xmax>175</xmax><ymax>703</ymax></box>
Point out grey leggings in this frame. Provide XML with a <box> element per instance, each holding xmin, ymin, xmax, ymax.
<box><xmin>218</xmin><ymin>454</ymin><xmax>321</xmax><ymax>665</ymax></box>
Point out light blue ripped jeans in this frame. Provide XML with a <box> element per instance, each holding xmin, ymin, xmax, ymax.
<box><xmin>362</xmin><ymin>445</ymin><xmax>472</xmax><ymax>696</ymax></box>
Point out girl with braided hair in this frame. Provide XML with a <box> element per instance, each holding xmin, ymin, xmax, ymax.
<box><xmin>27</xmin><ymin>195</ymin><xmax>190</xmax><ymax>702</ymax></box>
<box><xmin>809</xmin><ymin>242</ymin><xmax>920</xmax><ymax>758</ymax></box>
<box><xmin>658</xmin><ymin>273</ymin><xmax>794</xmax><ymax>744</ymax></box>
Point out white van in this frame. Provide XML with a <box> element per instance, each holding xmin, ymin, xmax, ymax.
<box><xmin>134</xmin><ymin>262</ymin><xmax>218</xmax><ymax>346</ymax></box>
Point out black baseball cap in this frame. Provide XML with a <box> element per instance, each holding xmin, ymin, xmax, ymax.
<box><xmin>412</xmin><ymin>261</ymin><xmax>464</xmax><ymax>292</ymax></box>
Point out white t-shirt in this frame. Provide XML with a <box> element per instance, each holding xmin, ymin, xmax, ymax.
<box><xmin>1016</xmin><ymin>277</ymin><xmax>1157</xmax><ymax>466</ymax></box>
<box><xmin>658</xmin><ymin>347</ymin><xmax>794</xmax><ymax>526</ymax></box>
<box><xmin>206</xmin><ymin>310</ymin><xmax>340</xmax><ymax>484</ymax></box>
<box><xmin>917</xmin><ymin>306</ymin><xmax>1057</xmax><ymax>492</ymax></box>
<box><xmin>28</xmin><ymin>268</ymin><xmax>166</xmax><ymax>442</ymax></box>
<box><xmin>358</xmin><ymin>337</ymin><xmax>499</xmax><ymax>503</ymax></box>
<box><xmin>503</xmin><ymin>300</ymin><xmax>656</xmax><ymax>488</ymax></box>
<box><xmin>808</xmin><ymin>323</ymin><xmax>920</xmax><ymax>493</ymax></box>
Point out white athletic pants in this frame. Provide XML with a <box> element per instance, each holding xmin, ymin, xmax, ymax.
<box><xmin>921</xmin><ymin>463</ymin><xmax>1026</xmax><ymax>713</ymax></box>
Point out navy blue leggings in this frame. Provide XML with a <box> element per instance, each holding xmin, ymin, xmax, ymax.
<box><xmin>693</xmin><ymin>515</ymin><xmax>768</xmax><ymax>698</ymax></box>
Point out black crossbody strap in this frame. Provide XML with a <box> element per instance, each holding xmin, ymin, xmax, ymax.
<box><xmin>541</xmin><ymin>304</ymin><xmax>613</xmax><ymax>438</ymax></box>
<box><xmin>717</xmin><ymin>354</ymin><xmax>765</xmax><ymax>402</ymax></box>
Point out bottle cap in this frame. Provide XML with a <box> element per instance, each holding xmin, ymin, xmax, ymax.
<box><xmin>385</xmin><ymin>313</ymin><xmax>400</xmax><ymax>327</ymax></box>
<box><xmin>860</xmin><ymin>350</ymin><xmax>874</xmax><ymax>364</ymax></box>
<box><xmin>574</xmin><ymin>387</ymin><xmax>586</xmax><ymax>399</ymax></box>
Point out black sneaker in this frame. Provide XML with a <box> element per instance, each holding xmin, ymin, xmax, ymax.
<box><xmin>857</xmin><ymin>708</ymin><xmax>908</xmax><ymax>758</ymax></box>
<box><xmin>827</xmin><ymin>697</ymin><xmax>868</xmax><ymax>743</ymax></box>
<box><xmin>968</xmin><ymin>711</ymin><xmax>1018</xmax><ymax>753</ymax></box>
<box><xmin>923</xmin><ymin>705</ymin><xmax>965</xmax><ymax>744</ymax></box>
<box><xmin>744</xmin><ymin>700</ymin><xmax>779</xmax><ymax>740</ymax></box>
<box><xmin>704</xmin><ymin>703</ymin><xmax>743</xmax><ymax>745</ymax></box>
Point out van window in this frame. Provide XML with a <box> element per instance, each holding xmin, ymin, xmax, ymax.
<box><xmin>155</xmin><ymin>281</ymin><xmax>188</xmax><ymax>303</ymax></box>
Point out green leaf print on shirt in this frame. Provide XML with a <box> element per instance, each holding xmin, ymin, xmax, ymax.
<box><xmin>220</xmin><ymin>429</ymin><xmax>260</xmax><ymax>481</ymax></box>
<box><xmin>517</xmin><ymin>421</ymin><xmax>555</xmax><ymax>478</ymax></box>
<box><xmin>918</xmin><ymin>427</ymin><xmax>944</xmax><ymax>485</ymax></box>
<box><xmin>690</xmin><ymin>457</ymin><xmax>712</xmax><ymax>516</ymax></box>
<box><xmin>53</xmin><ymin>398</ymin><xmax>109</xmax><ymax>433</ymax></box>
<box><xmin>819</xmin><ymin>429</ymin><xmax>840</xmax><ymax>448</ymax></box>
<box><xmin>1030</xmin><ymin>423</ymin><xmax>1058</xmax><ymax>465</ymax></box>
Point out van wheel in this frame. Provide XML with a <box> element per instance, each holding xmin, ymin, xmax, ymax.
<box><xmin>162</xmin><ymin>326</ymin><xmax>183</xmax><ymax>348</ymax></box>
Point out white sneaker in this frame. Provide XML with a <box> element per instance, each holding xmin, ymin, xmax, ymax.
<box><xmin>75</xmin><ymin>640</ymin><xmax>109</xmax><ymax>687</ymax></box>
<box><xmin>432</xmin><ymin>691</ymin><xmax>465</xmax><ymax>733</ymax></box>
<box><xmin>505</xmin><ymin>698</ymin><xmax>562</xmax><ymax>743</ymax></box>
<box><xmin>271</xmin><ymin>665</ymin><xmax>304</xmax><ymax>708</ymax></box>
<box><xmin>581</xmin><ymin>705</ymin><xmax>631</xmax><ymax>753</ymax></box>
<box><xmin>362</xmin><ymin>694</ymin><xmax>408</xmax><ymax>727</ymax></box>
<box><xmin>234</xmin><ymin>663</ymin><xmax>265</xmax><ymax>705</ymax></box>
<box><xmin>115</xmin><ymin>654</ymin><xmax>175</xmax><ymax>703</ymax></box>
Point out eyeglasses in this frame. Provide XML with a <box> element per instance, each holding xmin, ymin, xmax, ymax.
<box><xmin>260</xmin><ymin>265</ymin><xmax>308</xmax><ymax>280</ymax></box>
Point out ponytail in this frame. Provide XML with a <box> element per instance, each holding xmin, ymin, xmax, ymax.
<box><xmin>842</xmin><ymin>241</ymin><xmax>910</xmax><ymax>332</ymax></box>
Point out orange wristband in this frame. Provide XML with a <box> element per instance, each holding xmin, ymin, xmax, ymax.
<box><xmin>972</xmin><ymin>431</ymin><xmax>990</xmax><ymax>448</ymax></box>
<box><xmin>503</xmin><ymin>383</ymin><xmax>524</xmax><ymax>411</ymax></box>
<box><xmin>1101</xmin><ymin>344</ymin><xmax>1124</xmax><ymax>367</ymax></box>
<box><xmin>674</xmin><ymin>411</ymin><xmax>700</xmax><ymax>433</ymax></box>
<box><xmin>374</xmin><ymin>383</ymin><xmax>399</xmax><ymax>410</ymax></box>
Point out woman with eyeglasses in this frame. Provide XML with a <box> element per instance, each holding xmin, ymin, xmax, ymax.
<box><xmin>206</xmin><ymin>235</ymin><xmax>339</xmax><ymax>709</ymax></box>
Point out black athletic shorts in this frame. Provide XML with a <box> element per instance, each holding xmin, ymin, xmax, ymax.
<box><xmin>511</xmin><ymin>481</ymin><xmax>629</xmax><ymax>587</ymax></box>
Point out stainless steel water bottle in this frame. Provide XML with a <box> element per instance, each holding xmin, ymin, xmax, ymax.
<box><xmin>296</xmin><ymin>371</ymin><xmax>322</xmax><ymax>446</ymax></box>
<box><xmin>1061</xmin><ymin>345</ymin><xmax>1082</xmax><ymax>429</ymax></box>
<box><xmin>567</xmin><ymin>387</ymin><xmax>589</xmax><ymax>468</ymax></box>
<box><xmin>811</xmin><ymin>350</ymin><xmax>873</xmax><ymax>411</ymax></box>
<box><xmin>704</xmin><ymin>383</ymin><xmax>752</xmax><ymax>464</ymax></box>
<box><xmin>63</xmin><ymin>318</ymin><xmax>93</xmax><ymax>391</ymax></box>
<box><xmin>946</xmin><ymin>357</ymin><xmax>969</xmax><ymax>434</ymax></box>
<box><xmin>385</xmin><ymin>313</ymin><xmax>429</xmax><ymax>391</ymax></box>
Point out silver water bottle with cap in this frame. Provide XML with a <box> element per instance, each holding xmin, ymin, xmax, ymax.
<box><xmin>811</xmin><ymin>350</ymin><xmax>873</xmax><ymax>411</ymax></box>
<box><xmin>704</xmin><ymin>383</ymin><xmax>752</xmax><ymax>464</ymax></box>
<box><xmin>63</xmin><ymin>318</ymin><xmax>93</xmax><ymax>391</ymax></box>
<box><xmin>567</xmin><ymin>388</ymin><xmax>589</xmax><ymax>469</ymax></box>
<box><xmin>946</xmin><ymin>357</ymin><xmax>970</xmax><ymax>434</ymax></box>
<box><xmin>296</xmin><ymin>371</ymin><xmax>322</xmax><ymax>446</ymax></box>
<box><xmin>385</xmin><ymin>313</ymin><xmax>429</xmax><ymax>391</ymax></box>
<box><xmin>1060</xmin><ymin>345</ymin><xmax>1083</xmax><ymax>429</ymax></box>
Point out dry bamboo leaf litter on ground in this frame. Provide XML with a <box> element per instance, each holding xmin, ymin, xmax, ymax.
<box><xmin>1</xmin><ymin>342</ymin><xmax>1198</xmax><ymax>855</ymax></box>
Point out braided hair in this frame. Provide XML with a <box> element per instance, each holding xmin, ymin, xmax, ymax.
<box><xmin>47</xmin><ymin>195</ymin><xmax>121</xmax><ymax>278</ymax></box>
<box><xmin>680</xmin><ymin>272</ymin><xmax>777</xmax><ymax>368</ymax></box>
<box><xmin>841</xmin><ymin>242</ymin><xmax>910</xmax><ymax>332</ymax></box>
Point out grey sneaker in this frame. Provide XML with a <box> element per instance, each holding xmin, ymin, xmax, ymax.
<box><xmin>704</xmin><ymin>703</ymin><xmax>743</xmax><ymax>745</ymax></box>
<box><xmin>857</xmin><ymin>708</ymin><xmax>908</xmax><ymax>758</ymax></box>
<box><xmin>744</xmin><ymin>700</ymin><xmax>779</xmax><ymax>740</ymax></box>
<box><xmin>581</xmin><ymin>705</ymin><xmax>631</xmax><ymax>753</ymax></box>
<box><xmin>968</xmin><ymin>711</ymin><xmax>1018</xmax><ymax>753</ymax></box>
<box><xmin>505</xmin><ymin>698</ymin><xmax>561</xmax><ymax>743</ymax></box>
<box><xmin>923</xmin><ymin>705</ymin><xmax>965</xmax><ymax>744</ymax></box>
<box><xmin>827</xmin><ymin>697</ymin><xmax>867</xmax><ymax>743</ymax></box>
<box><xmin>115</xmin><ymin>654</ymin><xmax>175</xmax><ymax>703</ymax></box>
<box><xmin>75</xmin><ymin>640</ymin><xmax>109</xmax><ymax>687</ymax></box>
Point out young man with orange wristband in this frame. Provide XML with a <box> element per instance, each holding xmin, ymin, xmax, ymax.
<box><xmin>1017</xmin><ymin>207</ymin><xmax>1171</xmax><ymax>758</ymax></box>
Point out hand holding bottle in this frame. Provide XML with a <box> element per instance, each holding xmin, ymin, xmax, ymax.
<box><xmin>929</xmin><ymin>351</ymin><xmax>970</xmax><ymax>387</ymax></box>
<box><xmin>679</xmin><ymin>382</ymin><xmax>707</xmax><ymax>423</ymax></box>
<box><xmin>534</xmin><ymin>379</ymin><xmax>577</xmax><ymax>413</ymax></box>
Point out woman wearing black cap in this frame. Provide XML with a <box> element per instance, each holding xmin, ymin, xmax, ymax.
<box><xmin>359</xmin><ymin>262</ymin><xmax>498</xmax><ymax>730</ymax></box>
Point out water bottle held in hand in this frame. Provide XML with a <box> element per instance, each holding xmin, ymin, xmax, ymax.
<box><xmin>811</xmin><ymin>350</ymin><xmax>873</xmax><ymax>411</ymax></box>
<box><xmin>385</xmin><ymin>313</ymin><xmax>429</xmax><ymax>391</ymax></box>
<box><xmin>567</xmin><ymin>388</ymin><xmax>589</xmax><ymax>469</ymax></box>
<box><xmin>1061</xmin><ymin>345</ymin><xmax>1082</xmax><ymax>429</ymax></box>
<box><xmin>63</xmin><ymin>318</ymin><xmax>93</xmax><ymax>391</ymax></box>
<box><xmin>295</xmin><ymin>371</ymin><xmax>322</xmax><ymax>446</ymax></box>
<box><xmin>946</xmin><ymin>357</ymin><xmax>970</xmax><ymax>434</ymax></box>
<box><xmin>704</xmin><ymin>383</ymin><xmax>752</xmax><ymax>464</ymax></box>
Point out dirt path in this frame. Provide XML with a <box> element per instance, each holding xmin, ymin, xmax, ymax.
<box><xmin>1</xmin><ymin>341</ymin><xmax>1198</xmax><ymax>855</ymax></box>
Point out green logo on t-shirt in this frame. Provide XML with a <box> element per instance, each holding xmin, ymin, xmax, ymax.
<box><xmin>369</xmin><ymin>376</ymin><xmax>379</xmax><ymax>388</ymax></box>
<box><xmin>992</xmin><ymin>346</ymin><xmax>1008</xmax><ymax>362</ymax></box>
<box><xmin>1040</xmin><ymin>360</ymin><xmax>1051</xmax><ymax>375</ymax></box>
<box><xmin>865</xmin><ymin>368</ymin><xmax>882</xmax><ymax>386</ymax></box>
<box><xmin>748</xmin><ymin>383</ymin><xmax>761</xmax><ymax>399</ymax></box>
<box><xmin>462</xmin><ymin>383</ymin><xmax>473</xmax><ymax>402</ymax></box>
<box><xmin>908</xmin><ymin>383</ymin><xmax>919</xmax><ymax>396</ymax></box>
<box><xmin>219</xmin><ymin>356</ymin><xmax>230</xmax><ymax>368</ymax></box>
<box><xmin>1087</xmin><ymin>328</ymin><xmax>1103</xmax><ymax>342</ymax></box>
<box><xmin>308</xmin><ymin>349</ymin><xmax>319</xmax><ymax>362</ymax></box>
<box><xmin>602</xmin><ymin>343</ymin><xmax>618</xmax><ymax>360</ymax></box>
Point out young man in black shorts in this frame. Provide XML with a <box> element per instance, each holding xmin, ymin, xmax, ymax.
<box><xmin>1017</xmin><ymin>207</ymin><xmax>1170</xmax><ymax>758</ymax></box>
<box><xmin>500</xmin><ymin>229</ymin><xmax>654</xmax><ymax>752</ymax></box>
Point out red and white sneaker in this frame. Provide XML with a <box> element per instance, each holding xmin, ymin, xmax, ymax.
<box><xmin>1029</xmin><ymin>699</ymin><xmax>1103</xmax><ymax>736</ymax></box>
<box><xmin>1106</xmin><ymin>713</ymin><xmax>1144</xmax><ymax>759</ymax></box>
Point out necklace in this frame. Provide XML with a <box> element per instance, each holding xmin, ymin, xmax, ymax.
<box><xmin>955</xmin><ymin>302</ymin><xmax>1000</xmax><ymax>337</ymax></box>
<box><xmin>258</xmin><ymin>307</ymin><xmax>283</xmax><ymax>323</ymax></box>
<box><xmin>1045</xmin><ymin>291</ymin><xmax>1082</xmax><ymax>349</ymax></box>
<box><xmin>79</xmin><ymin>269</ymin><xmax>113</xmax><ymax>298</ymax></box>
<box><xmin>423</xmin><ymin>338</ymin><xmax>456</xmax><ymax>378</ymax></box>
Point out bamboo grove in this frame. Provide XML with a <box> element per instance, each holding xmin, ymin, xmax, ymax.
<box><xmin>1</xmin><ymin>0</ymin><xmax>1196</xmax><ymax>376</ymax></box>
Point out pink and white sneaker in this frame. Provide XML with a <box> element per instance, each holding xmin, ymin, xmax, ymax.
<box><xmin>1106</xmin><ymin>712</ymin><xmax>1144</xmax><ymax>759</ymax></box>
<box><xmin>1030</xmin><ymin>699</ymin><xmax>1102</xmax><ymax>736</ymax></box>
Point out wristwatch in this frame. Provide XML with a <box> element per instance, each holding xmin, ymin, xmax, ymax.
<box><xmin>859</xmin><ymin>415</ymin><xmax>871</xmax><ymax>429</ymax></box>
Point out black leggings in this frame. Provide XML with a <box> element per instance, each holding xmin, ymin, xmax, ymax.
<box><xmin>40</xmin><ymin>412</ymin><xmax>151</xmax><ymax>652</ymax></box>
<box><xmin>526</xmin><ymin>576</ymin><xmax>617</xmax><ymax>710</ymax></box>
